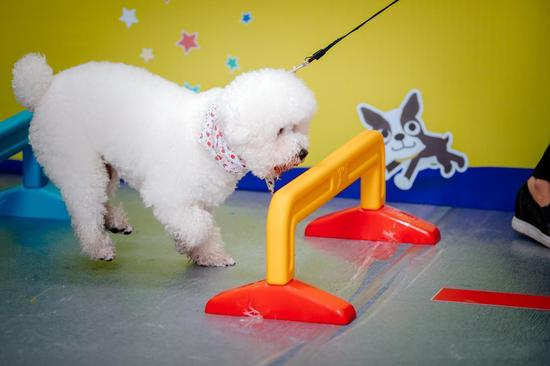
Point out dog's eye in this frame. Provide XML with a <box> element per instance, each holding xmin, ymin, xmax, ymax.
<box><xmin>404</xmin><ymin>121</ymin><xmax>420</xmax><ymax>136</ymax></box>
<box><xmin>378</xmin><ymin>129</ymin><xmax>391</xmax><ymax>142</ymax></box>
<box><xmin>277</xmin><ymin>128</ymin><xmax>285</xmax><ymax>136</ymax></box>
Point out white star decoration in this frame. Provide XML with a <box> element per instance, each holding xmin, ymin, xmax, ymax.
<box><xmin>140</xmin><ymin>48</ymin><xmax>154</xmax><ymax>63</ymax></box>
<box><xmin>120</xmin><ymin>8</ymin><xmax>138</xmax><ymax>28</ymax></box>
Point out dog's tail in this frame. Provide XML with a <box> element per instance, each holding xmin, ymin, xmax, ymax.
<box><xmin>12</xmin><ymin>53</ymin><xmax>53</xmax><ymax>110</ymax></box>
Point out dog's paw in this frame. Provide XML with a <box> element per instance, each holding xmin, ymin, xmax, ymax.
<box><xmin>393</xmin><ymin>174</ymin><xmax>414</xmax><ymax>190</ymax></box>
<box><xmin>107</xmin><ymin>225</ymin><xmax>134</xmax><ymax>235</ymax></box>
<box><xmin>195</xmin><ymin>253</ymin><xmax>236</xmax><ymax>267</ymax></box>
<box><xmin>176</xmin><ymin>240</ymin><xmax>236</xmax><ymax>267</ymax></box>
<box><xmin>442</xmin><ymin>163</ymin><xmax>453</xmax><ymax>175</ymax></box>
<box><xmin>456</xmin><ymin>156</ymin><xmax>465</xmax><ymax>168</ymax></box>
<box><xmin>98</xmin><ymin>253</ymin><xmax>116</xmax><ymax>262</ymax></box>
<box><xmin>87</xmin><ymin>246</ymin><xmax>117</xmax><ymax>261</ymax></box>
<box><xmin>105</xmin><ymin>204</ymin><xmax>133</xmax><ymax>235</ymax></box>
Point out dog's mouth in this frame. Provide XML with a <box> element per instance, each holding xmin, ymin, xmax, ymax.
<box><xmin>273</xmin><ymin>164</ymin><xmax>290</xmax><ymax>176</ymax></box>
<box><xmin>264</xmin><ymin>158</ymin><xmax>302</xmax><ymax>194</ymax></box>
<box><xmin>391</xmin><ymin>141</ymin><xmax>416</xmax><ymax>152</ymax></box>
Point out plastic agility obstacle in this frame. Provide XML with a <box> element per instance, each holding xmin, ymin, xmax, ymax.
<box><xmin>205</xmin><ymin>130</ymin><xmax>440</xmax><ymax>325</ymax></box>
<box><xmin>0</xmin><ymin>111</ymin><xmax>68</xmax><ymax>220</ymax></box>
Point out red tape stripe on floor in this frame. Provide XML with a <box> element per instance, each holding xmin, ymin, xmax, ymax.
<box><xmin>432</xmin><ymin>288</ymin><xmax>550</xmax><ymax>311</ymax></box>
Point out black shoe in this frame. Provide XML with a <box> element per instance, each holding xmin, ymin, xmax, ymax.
<box><xmin>512</xmin><ymin>183</ymin><xmax>550</xmax><ymax>247</ymax></box>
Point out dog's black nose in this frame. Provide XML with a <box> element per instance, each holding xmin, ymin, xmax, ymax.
<box><xmin>298</xmin><ymin>149</ymin><xmax>308</xmax><ymax>161</ymax></box>
<box><xmin>395</xmin><ymin>133</ymin><xmax>405</xmax><ymax>141</ymax></box>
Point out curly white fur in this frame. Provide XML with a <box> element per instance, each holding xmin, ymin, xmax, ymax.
<box><xmin>12</xmin><ymin>54</ymin><xmax>316</xmax><ymax>266</ymax></box>
<box><xmin>12</xmin><ymin>53</ymin><xmax>53</xmax><ymax>111</ymax></box>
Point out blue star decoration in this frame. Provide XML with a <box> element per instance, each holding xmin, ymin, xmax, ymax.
<box><xmin>183</xmin><ymin>82</ymin><xmax>201</xmax><ymax>93</ymax></box>
<box><xmin>241</xmin><ymin>12</ymin><xmax>252</xmax><ymax>24</ymax></box>
<box><xmin>226</xmin><ymin>56</ymin><xmax>239</xmax><ymax>71</ymax></box>
<box><xmin>119</xmin><ymin>8</ymin><xmax>138</xmax><ymax>28</ymax></box>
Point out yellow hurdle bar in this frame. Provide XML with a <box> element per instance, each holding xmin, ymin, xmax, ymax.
<box><xmin>266</xmin><ymin>131</ymin><xmax>385</xmax><ymax>285</ymax></box>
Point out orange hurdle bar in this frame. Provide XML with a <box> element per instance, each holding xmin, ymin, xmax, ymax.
<box><xmin>205</xmin><ymin>131</ymin><xmax>439</xmax><ymax>325</ymax></box>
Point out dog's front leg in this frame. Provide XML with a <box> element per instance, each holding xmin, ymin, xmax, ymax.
<box><xmin>151</xmin><ymin>204</ymin><xmax>235</xmax><ymax>267</ymax></box>
<box><xmin>386</xmin><ymin>160</ymin><xmax>401</xmax><ymax>175</ymax></box>
<box><xmin>393</xmin><ymin>160</ymin><xmax>416</xmax><ymax>190</ymax></box>
<box><xmin>178</xmin><ymin>227</ymin><xmax>236</xmax><ymax>267</ymax></box>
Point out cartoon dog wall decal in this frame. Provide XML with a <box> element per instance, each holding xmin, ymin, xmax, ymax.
<box><xmin>357</xmin><ymin>89</ymin><xmax>468</xmax><ymax>190</ymax></box>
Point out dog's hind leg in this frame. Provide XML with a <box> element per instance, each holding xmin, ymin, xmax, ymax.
<box><xmin>50</xmin><ymin>154</ymin><xmax>116</xmax><ymax>260</ymax></box>
<box><xmin>103</xmin><ymin>164</ymin><xmax>133</xmax><ymax>235</ymax></box>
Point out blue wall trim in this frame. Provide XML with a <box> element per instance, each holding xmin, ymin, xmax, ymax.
<box><xmin>236</xmin><ymin>166</ymin><xmax>531</xmax><ymax>211</ymax></box>
<box><xmin>1</xmin><ymin>160</ymin><xmax>531</xmax><ymax>211</ymax></box>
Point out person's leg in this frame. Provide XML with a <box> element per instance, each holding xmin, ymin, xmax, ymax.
<box><xmin>528</xmin><ymin>144</ymin><xmax>550</xmax><ymax>207</ymax></box>
<box><xmin>512</xmin><ymin>144</ymin><xmax>550</xmax><ymax>247</ymax></box>
<box><xmin>527</xmin><ymin>177</ymin><xmax>550</xmax><ymax>207</ymax></box>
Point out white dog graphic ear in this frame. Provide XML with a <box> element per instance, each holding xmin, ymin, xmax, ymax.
<box><xmin>400</xmin><ymin>90</ymin><xmax>424</xmax><ymax>122</ymax></box>
<box><xmin>357</xmin><ymin>104</ymin><xmax>391</xmax><ymax>142</ymax></box>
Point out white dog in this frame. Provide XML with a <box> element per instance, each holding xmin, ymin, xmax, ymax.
<box><xmin>12</xmin><ymin>53</ymin><xmax>316</xmax><ymax>266</ymax></box>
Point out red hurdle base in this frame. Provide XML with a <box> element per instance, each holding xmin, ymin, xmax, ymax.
<box><xmin>305</xmin><ymin>205</ymin><xmax>440</xmax><ymax>245</ymax></box>
<box><xmin>205</xmin><ymin>279</ymin><xmax>356</xmax><ymax>325</ymax></box>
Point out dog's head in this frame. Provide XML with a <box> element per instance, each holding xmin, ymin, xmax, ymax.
<box><xmin>217</xmin><ymin>69</ymin><xmax>317</xmax><ymax>179</ymax></box>
<box><xmin>358</xmin><ymin>90</ymin><xmax>426</xmax><ymax>162</ymax></box>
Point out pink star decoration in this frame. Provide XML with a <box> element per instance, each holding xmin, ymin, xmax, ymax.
<box><xmin>176</xmin><ymin>31</ymin><xmax>199</xmax><ymax>55</ymax></box>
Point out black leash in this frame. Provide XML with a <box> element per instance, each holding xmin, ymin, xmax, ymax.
<box><xmin>292</xmin><ymin>0</ymin><xmax>401</xmax><ymax>72</ymax></box>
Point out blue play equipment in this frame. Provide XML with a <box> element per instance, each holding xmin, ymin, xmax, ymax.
<box><xmin>0</xmin><ymin>111</ymin><xmax>69</xmax><ymax>220</ymax></box>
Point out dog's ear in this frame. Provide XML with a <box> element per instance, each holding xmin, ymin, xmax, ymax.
<box><xmin>401</xmin><ymin>91</ymin><xmax>421</xmax><ymax>123</ymax></box>
<box><xmin>357</xmin><ymin>105</ymin><xmax>390</xmax><ymax>131</ymax></box>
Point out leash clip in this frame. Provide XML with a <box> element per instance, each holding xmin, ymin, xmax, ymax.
<box><xmin>290</xmin><ymin>59</ymin><xmax>311</xmax><ymax>73</ymax></box>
